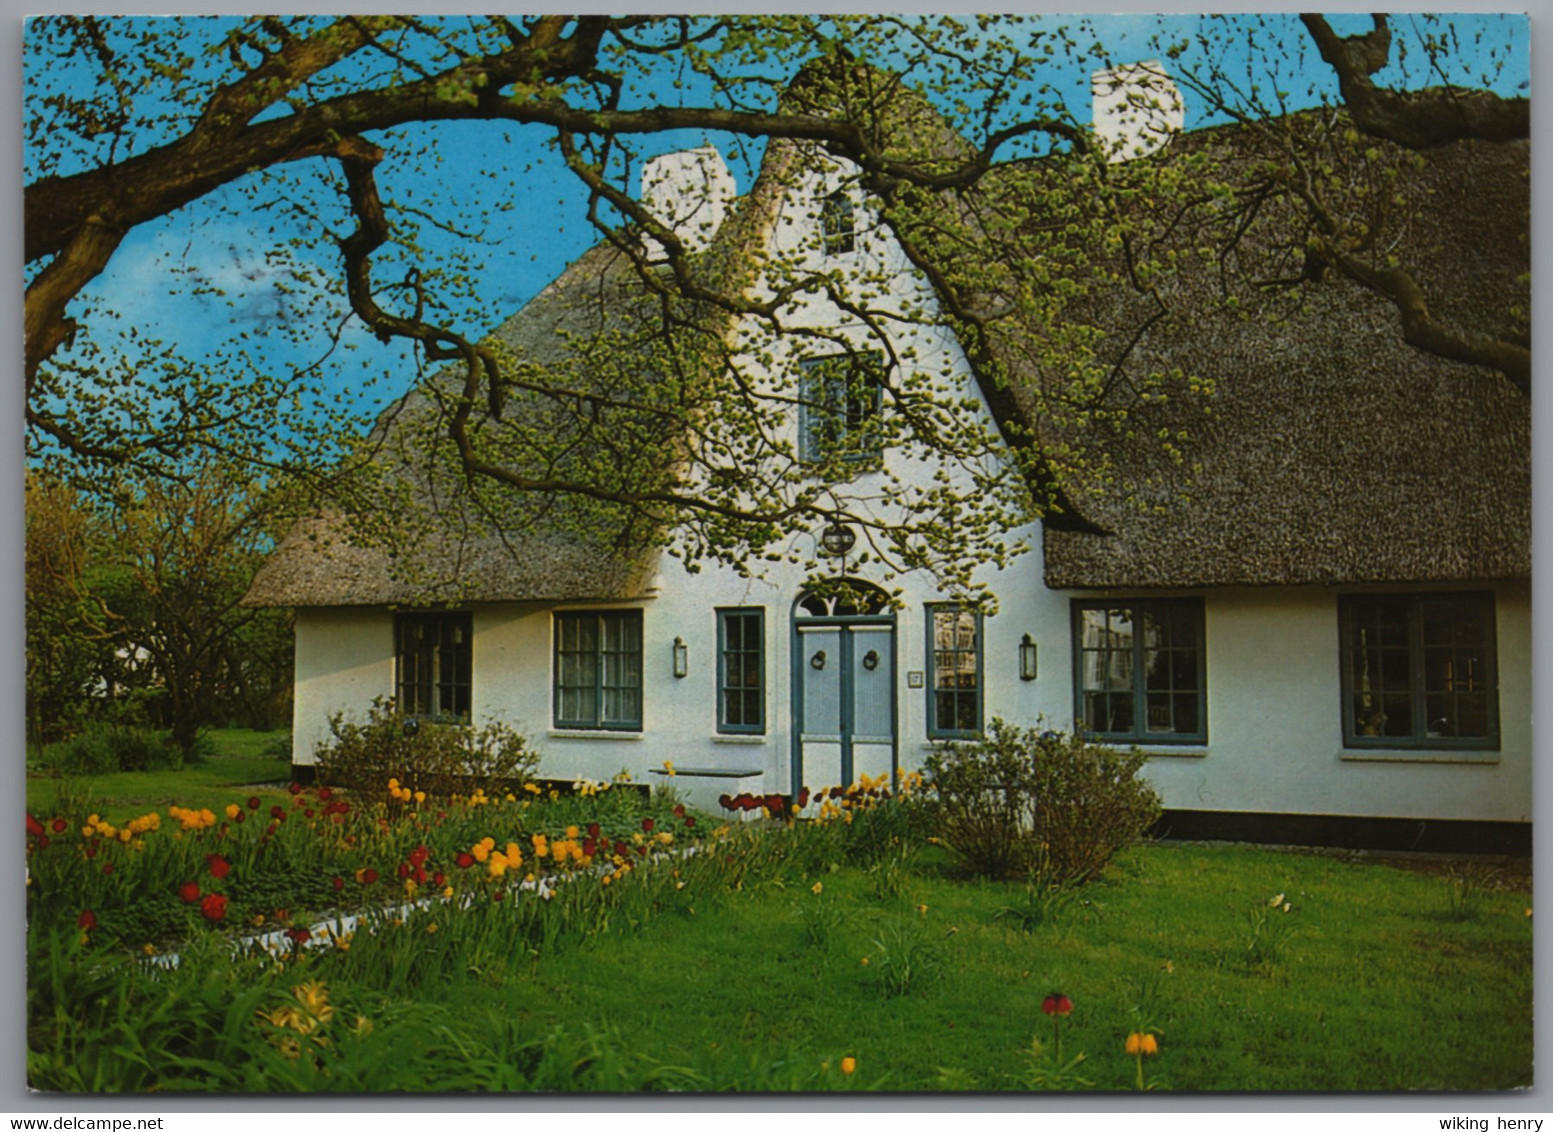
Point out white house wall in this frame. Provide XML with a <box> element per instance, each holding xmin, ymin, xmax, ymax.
<box><xmin>1063</xmin><ymin>581</ymin><xmax>1531</xmax><ymax>825</ymax></box>
<box><xmin>292</xmin><ymin>608</ymin><xmax>395</xmax><ymax>767</ymax></box>
<box><xmin>292</xmin><ymin>576</ymin><xmax>1529</xmax><ymax>824</ymax></box>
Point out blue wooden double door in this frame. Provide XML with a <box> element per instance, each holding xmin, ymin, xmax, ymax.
<box><xmin>793</xmin><ymin>617</ymin><xmax>897</xmax><ymax>795</ymax></box>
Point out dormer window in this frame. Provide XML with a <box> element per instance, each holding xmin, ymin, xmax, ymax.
<box><xmin>820</xmin><ymin>190</ymin><xmax>856</xmax><ymax>255</ymax></box>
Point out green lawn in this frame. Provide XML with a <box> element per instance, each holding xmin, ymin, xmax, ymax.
<box><xmin>450</xmin><ymin>843</ymin><xmax>1532</xmax><ymax>1091</ymax></box>
<box><xmin>27</xmin><ymin>831</ymin><xmax>1532</xmax><ymax>1092</ymax></box>
<box><xmin>26</xmin><ymin>728</ymin><xmax>293</xmax><ymax>819</ymax></box>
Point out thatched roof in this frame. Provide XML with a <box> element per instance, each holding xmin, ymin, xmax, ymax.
<box><xmin>246</xmin><ymin>141</ymin><xmax>801</xmax><ymax>610</ymax></box>
<box><xmin>1029</xmin><ymin>134</ymin><xmax>1531</xmax><ymax>588</ymax></box>
<box><xmin>863</xmin><ymin>87</ymin><xmax>1529</xmax><ymax>587</ymax></box>
<box><xmin>249</xmin><ymin>70</ymin><xmax>1529</xmax><ymax>608</ymax></box>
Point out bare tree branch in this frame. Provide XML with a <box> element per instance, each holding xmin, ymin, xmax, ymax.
<box><xmin>1302</xmin><ymin>15</ymin><xmax>1528</xmax><ymax>148</ymax></box>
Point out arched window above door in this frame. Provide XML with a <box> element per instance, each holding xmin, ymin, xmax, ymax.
<box><xmin>795</xmin><ymin>579</ymin><xmax>893</xmax><ymax>618</ymax></box>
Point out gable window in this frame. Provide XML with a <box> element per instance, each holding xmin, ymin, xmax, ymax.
<box><xmin>554</xmin><ymin>610</ymin><xmax>643</xmax><ymax>730</ymax></box>
<box><xmin>1339</xmin><ymin>592</ymin><xmax>1498</xmax><ymax>749</ymax></box>
<box><xmin>1073</xmin><ymin>599</ymin><xmax>1205</xmax><ymax>743</ymax></box>
<box><xmin>820</xmin><ymin>190</ymin><xmax>855</xmax><ymax>254</ymax></box>
<box><xmin>927</xmin><ymin>604</ymin><xmax>981</xmax><ymax>738</ymax></box>
<box><xmin>717</xmin><ymin>608</ymin><xmax>765</xmax><ymax>734</ymax></box>
<box><xmin>396</xmin><ymin>612</ymin><xmax>472</xmax><ymax>719</ymax></box>
<box><xmin>798</xmin><ymin>352</ymin><xmax>884</xmax><ymax>463</ymax></box>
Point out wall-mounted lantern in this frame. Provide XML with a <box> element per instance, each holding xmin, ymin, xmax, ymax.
<box><xmin>810</xmin><ymin>649</ymin><xmax>827</xmax><ymax>671</ymax></box>
<box><xmin>672</xmin><ymin>637</ymin><xmax>689</xmax><ymax>678</ymax></box>
<box><xmin>1019</xmin><ymin>634</ymin><xmax>1039</xmax><ymax>681</ymax></box>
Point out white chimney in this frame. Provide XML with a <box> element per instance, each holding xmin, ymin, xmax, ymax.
<box><xmin>1092</xmin><ymin>61</ymin><xmax>1184</xmax><ymax>163</ymax></box>
<box><xmin>639</xmin><ymin>145</ymin><xmax>737</xmax><ymax>258</ymax></box>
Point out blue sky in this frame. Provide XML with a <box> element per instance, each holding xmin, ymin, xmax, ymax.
<box><xmin>23</xmin><ymin>13</ymin><xmax>1532</xmax><ymax>446</ymax></box>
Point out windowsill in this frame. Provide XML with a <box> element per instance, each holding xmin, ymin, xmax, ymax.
<box><xmin>1339</xmin><ymin>749</ymin><xmax>1500</xmax><ymax>765</ymax></box>
<box><xmin>1138</xmin><ymin>747</ymin><xmax>1209</xmax><ymax>759</ymax></box>
<box><xmin>547</xmin><ymin>729</ymin><xmax>644</xmax><ymax>741</ymax></box>
<box><xmin>712</xmin><ymin>734</ymin><xmax>768</xmax><ymax>745</ymax></box>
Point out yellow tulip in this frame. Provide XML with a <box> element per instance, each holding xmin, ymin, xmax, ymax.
<box><xmin>841</xmin><ymin>1057</ymin><xmax>856</xmax><ymax>1075</ymax></box>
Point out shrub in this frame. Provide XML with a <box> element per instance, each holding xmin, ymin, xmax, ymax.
<box><xmin>57</xmin><ymin>723</ymin><xmax>183</xmax><ymax>774</ymax></box>
<box><xmin>924</xmin><ymin>720</ymin><xmax>1161</xmax><ymax>885</ymax></box>
<box><xmin>313</xmin><ymin>698</ymin><xmax>539</xmax><ymax>797</ymax></box>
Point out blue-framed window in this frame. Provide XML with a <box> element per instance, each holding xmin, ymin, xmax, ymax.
<box><xmin>1339</xmin><ymin>592</ymin><xmax>1498</xmax><ymax>749</ymax></box>
<box><xmin>798</xmin><ymin>352</ymin><xmax>884</xmax><ymax>463</ymax></box>
<box><xmin>554</xmin><ymin>610</ymin><xmax>643</xmax><ymax>730</ymax></box>
<box><xmin>717</xmin><ymin>608</ymin><xmax>765</xmax><ymax>733</ymax></box>
<box><xmin>821</xmin><ymin>190</ymin><xmax>856</xmax><ymax>255</ymax></box>
<box><xmin>927</xmin><ymin>604</ymin><xmax>982</xmax><ymax>738</ymax></box>
<box><xmin>1072</xmin><ymin>598</ymin><xmax>1205</xmax><ymax>743</ymax></box>
<box><xmin>395</xmin><ymin>611</ymin><xmax>472</xmax><ymax>719</ymax></box>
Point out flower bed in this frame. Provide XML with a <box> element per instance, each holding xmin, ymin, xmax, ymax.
<box><xmin>25</xmin><ymin>773</ymin><xmax>712</xmax><ymax>953</ymax></box>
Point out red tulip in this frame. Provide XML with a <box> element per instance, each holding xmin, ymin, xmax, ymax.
<box><xmin>672</xmin><ymin>805</ymin><xmax>685</xmax><ymax>818</ymax></box>
<box><xmin>1041</xmin><ymin>993</ymin><xmax>1073</xmax><ymax>1017</ymax></box>
<box><xmin>77</xmin><ymin>909</ymin><xmax>96</xmax><ymax>930</ymax></box>
<box><xmin>247</xmin><ymin>796</ymin><xmax>261</xmax><ymax>810</ymax></box>
<box><xmin>642</xmin><ymin>818</ymin><xmax>655</xmax><ymax>833</ymax></box>
<box><xmin>361</xmin><ymin>868</ymin><xmax>379</xmax><ymax>885</ymax></box>
<box><xmin>50</xmin><ymin>818</ymin><xmax>67</xmax><ymax>834</ymax></box>
<box><xmin>317</xmin><ymin>787</ymin><xmax>333</xmax><ymax>802</ymax></box>
<box><xmin>206</xmin><ymin>855</ymin><xmax>231</xmax><ymax>880</ymax></box>
<box><xmin>36</xmin><ymin>835</ymin><xmax>49</xmax><ymax>849</ymax></box>
<box><xmin>287</xmin><ymin>781</ymin><xmax>303</xmax><ymax>796</ymax></box>
<box><xmin>286</xmin><ymin>927</ymin><xmax>311</xmax><ymax>944</ymax></box>
<box><xmin>587</xmin><ymin>822</ymin><xmax>600</xmax><ymax>839</ymax></box>
<box><xmin>332</xmin><ymin>876</ymin><xmax>344</xmax><ymax>891</ymax></box>
<box><xmin>270</xmin><ymin>805</ymin><xmax>285</xmax><ymax>820</ymax></box>
<box><xmin>455</xmin><ymin>852</ymin><xmax>474</xmax><ymax>869</ymax></box>
<box><xmin>235</xmin><ymin>811</ymin><xmax>246</xmax><ymax>824</ymax></box>
<box><xmin>432</xmin><ymin>872</ymin><xmax>445</xmax><ymax>887</ymax></box>
<box><xmin>684</xmin><ymin>816</ymin><xmax>696</xmax><ymax>828</ymax></box>
<box><xmin>25</xmin><ymin>814</ymin><xmax>43</xmax><ymax>838</ymax></box>
<box><xmin>179</xmin><ymin>882</ymin><xmax>201</xmax><ymax>904</ymax></box>
<box><xmin>201</xmin><ymin>893</ymin><xmax>228</xmax><ymax>922</ymax></box>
